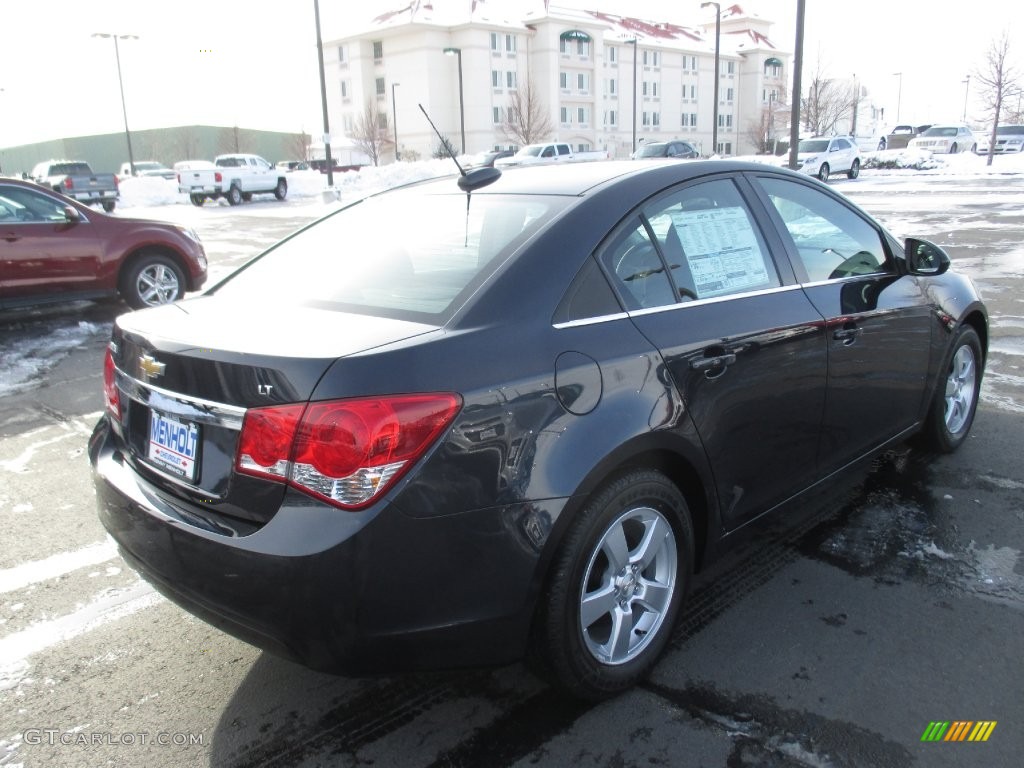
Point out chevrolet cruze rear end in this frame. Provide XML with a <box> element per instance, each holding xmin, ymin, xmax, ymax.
<box><xmin>91</xmin><ymin>162</ymin><xmax>986</xmax><ymax>699</ymax></box>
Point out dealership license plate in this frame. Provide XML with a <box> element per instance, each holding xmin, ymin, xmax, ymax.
<box><xmin>147</xmin><ymin>411</ymin><xmax>200</xmax><ymax>482</ymax></box>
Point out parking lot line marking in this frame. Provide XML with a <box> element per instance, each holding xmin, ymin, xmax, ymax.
<box><xmin>0</xmin><ymin>540</ymin><xmax>118</xmax><ymax>594</ymax></box>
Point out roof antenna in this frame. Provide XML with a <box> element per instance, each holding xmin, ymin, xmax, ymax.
<box><xmin>418</xmin><ymin>103</ymin><xmax>501</xmax><ymax>191</ymax></box>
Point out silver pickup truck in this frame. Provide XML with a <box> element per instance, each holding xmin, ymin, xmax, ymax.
<box><xmin>30</xmin><ymin>160</ymin><xmax>119</xmax><ymax>212</ymax></box>
<box><xmin>177</xmin><ymin>153</ymin><xmax>288</xmax><ymax>207</ymax></box>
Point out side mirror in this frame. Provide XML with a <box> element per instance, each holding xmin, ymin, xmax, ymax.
<box><xmin>63</xmin><ymin>206</ymin><xmax>81</xmax><ymax>223</ymax></box>
<box><xmin>905</xmin><ymin>237</ymin><xmax>950</xmax><ymax>276</ymax></box>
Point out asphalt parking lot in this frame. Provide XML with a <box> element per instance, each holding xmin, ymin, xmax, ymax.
<box><xmin>1</xmin><ymin>175</ymin><xmax>1022</xmax><ymax>768</ymax></box>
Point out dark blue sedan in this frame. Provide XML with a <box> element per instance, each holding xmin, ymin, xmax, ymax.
<box><xmin>90</xmin><ymin>160</ymin><xmax>986</xmax><ymax>700</ymax></box>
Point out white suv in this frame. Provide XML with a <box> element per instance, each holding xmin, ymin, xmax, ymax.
<box><xmin>794</xmin><ymin>136</ymin><xmax>861</xmax><ymax>181</ymax></box>
<box><xmin>908</xmin><ymin>125</ymin><xmax>977</xmax><ymax>154</ymax></box>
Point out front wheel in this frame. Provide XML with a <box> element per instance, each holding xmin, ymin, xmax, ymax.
<box><xmin>121</xmin><ymin>254</ymin><xmax>186</xmax><ymax>309</ymax></box>
<box><xmin>817</xmin><ymin>163</ymin><xmax>830</xmax><ymax>181</ymax></box>
<box><xmin>274</xmin><ymin>178</ymin><xmax>287</xmax><ymax>201</ymax></box>
<box><xmin>847</xmin><ymin>159</ymin><xmax>860</xmax><ymax>179</ymax></box>
<box><xmin>531</xmin><ymin>469</ymin><xmax>693</xmax><ymax>700</ymax></box>
<box><xmin>919</xmin><ymin>325</ymin><xmax>983</xmax><ymax>452</ymax></box>
<box><xmin>226</xmin><ymin>185</ymin><xmax>243</xmax><ymax>206</ymax></box>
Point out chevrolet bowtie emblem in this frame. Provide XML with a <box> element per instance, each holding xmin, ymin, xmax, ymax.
<box><xmin>139</xmin><ymin>354</ymin><xmax>166</xmax><ymax>380</ymax></box>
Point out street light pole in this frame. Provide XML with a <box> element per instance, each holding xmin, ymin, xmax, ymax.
<box><xmin>893</xmin><ymin>71</ymin><xmax>903</xmax><ymax>123</ymax></box>
<box><xmin>92</xmin><ymin>32</ymin><xmax>138</xmax><ymax>176</ymax></box>
<box><xmin>961</xmin><ymin>75</ymin><xmax>971</xmax><ymax>123</ymax></box>
<box><xmin>392</xmin><ymin>82</ymin><xmax>401</xmax><ymax>161</ymax></box>
<box><xmin>443</xmin><ymin>47</ymin><xmax>466</xmax><ymax>154</ymax></box>
<box><xmin>701</xmin><ymin>2</ymin><xmax>721</xmax><ymax>156</ymax></box>
<box><xmin>313</xmin><ymin>0</ymin><xmax>335</xmax><ymax>187</ymax></box>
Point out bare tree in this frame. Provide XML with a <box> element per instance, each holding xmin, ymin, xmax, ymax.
<box><xmin>801</xmin><ymin>59</ymin><xmax>855</xmax><ymax>136</ymax></box>
<box><xmin>499</xmin><ymin>78</ymin><xmax>554</xmax><ymax>146</ymax></box>
<box><xmin>745</xmin><ymin>89</ymin><xmax>790</xmax><ymax>154</ymax></box>
<box><xmin>351</xmin><ymin>99</ymin><xmax>392</xmax><ymax>166</ymax></box>
<box><xmin>975</xmin><ymin>32</ymin><xmax>1022</xmax><ymax>166</ymax></box>
<box><xmin>288</xmin><ymin>131</ymin><xmax>313</xmax><ymax>161</ymax></box>
<box><xmin>175</xmin><ymin>126</ymin><xmax>201</xmax><ymax>161</ymax></box>
<box><xmin>217</xmin><ymin>126</ymin><xmax>250</xmax><ymax>155</ymax></box>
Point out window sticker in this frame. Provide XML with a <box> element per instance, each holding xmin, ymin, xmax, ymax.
<box><xmin>669</xmin><ymin>207</ymin><xmax>772</xmax><ymax>298</ymax></box>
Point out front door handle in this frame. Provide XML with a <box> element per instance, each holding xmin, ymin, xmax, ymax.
<box><xmin>688</xmin><ymin>354</ymin><xmax>737</xmax><ymax>374</ymax></box>
<box><xmin>833</xmin><ymin>325</ymin><xmax>863</xmax><ymax>345</ymax></box>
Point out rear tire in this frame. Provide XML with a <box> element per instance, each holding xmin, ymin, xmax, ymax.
<box><xmin>817</xmin><ymin>163</ymin><xmax>830</xmax><ymax>181</ymax></box>
<box><xmin>919</xmin><ymin>325</ymin><xmax>982</xmax><ymax>453</ymax></box>
<box><xmin>531</xmin><ymin>469</ymin><xmax>693</xmax><ymax>700</ymax></box>
<box><xmin>189</xmin><ymin>194</ymin><xmax>205</xmax><ymax>207</ymax></box>
<box><xmin>950</xmin><ymin>143</ymin><xmax>959</xmax><ymax>154</ymax></box>
<box><xmin>847</xmin><ymin>159</ymin><xmax>860</xmax><ymax>179</ymax></box>
<box><xmin>226</xmin><ymin>185</ymin><xmax>243</xmax><ymax>206</ymax></box>
<box><xmin>101</xmin><ymin>201</ymin><xmax>116</xmax><ymax>213</ymax></box>
<box><xmin>274</xmin><ymin>178</ymin><xmax>287</xmax><ymax>201</ymax></box>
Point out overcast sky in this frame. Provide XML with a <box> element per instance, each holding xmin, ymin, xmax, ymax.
<box><xmin>1</xmin><ymin>0</ymin><xmax>1018</xmax><ymax>149</ymax></box>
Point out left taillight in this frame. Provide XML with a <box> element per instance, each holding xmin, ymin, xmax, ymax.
<box><xmin>236</xmin><ymin>393</ymin><xmax>462</xmax><ymax>510</ymax></box>
<box><xmin>103</xmin><ymin>347</ymin><xmax>120</xmax><ymax>419</ymax></box>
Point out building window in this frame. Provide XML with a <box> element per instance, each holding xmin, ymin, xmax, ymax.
<box><xmin>492</xmin><ymin>70</ymin><xmax>500</xmax><ymax>88</ymax></box>
<box><xmin>493</xmin><ymin>106</ymin><xmax>502</xmax><ymax>124</ymax></box>
<box><xmin>343</xmin><ymin>115</ymin><xmax>354</xmax><ymax>133</ymax></box>
<box><xmin>577</xmin><ymin>73</ymin><xmax>588</xmax><ymax>92</ymax></box>
<box><xmin>337</xmin><ymin>45</ymin><xmax>346</xmax><ymax>63</ymax></box>
<box><xmin>372</xmin><ymin>40</ymin><xmax>383</xmax><ymax>61</ymax></box>
<box><xmin>560</xmin><ymin>72</ymin><xmax>568</xmax><ymax>90</ymax></box>
<box><xmin>726</xmin><ymin>61</ymin><xmax>735</xmax><ymax>74</ymax></box>
<box><xmin>642</xmin><ymin>112</ymin><xmax>650</xmax><ymax>127</ymax></box>
<box><xmin>607</xmin><ymin>110</ymin><xmax>617</xmax><ymax>126</ymax></box>
<box><xmin>340</xmin><ymin>81</ymin><xmax>349</xmax><ymax>101</ymax></box>
<box><xmin>377</xmin><ymin>112</ymin><xmax>388</xmax><ymax>130</ymax></box>
<box><xmin>643</xmin><ymin>50</ymin><xmax>659</xmax><ymax>67</ymax></box>
<box><xmin>577</xmin><ymin>39</ymin><xmax>590</xmax><ymax>57</ymax></box>
<box><xmin>505</xmin><ymin>34</ymin><xmax>516</xmax><ymax>53</ymax></box>
<box><xmin>689</xmin><ymin>113</ymin><xmax>698</xmax><ymax>127</ymax></box>
<box><xmin>561</xmin><ymin>107</ymin><xmax>570</xmax><ymax>124</ymax></box>
<box><xmin>507</xmin><ymin>71</ymin><xmax>517</xmax><ymax>89</ymax></box>
<box><xmin>652</xmin><ymin>112</ymin><xmax>660</xmax><ymax>128</ymax></box>
<box><xmin>718</xmin><ymin>114</ymin><xmax>733</xmax><ymax>128</ymax></box>
<box><xmin>491</xmin><ymin>33</ymin><xmax>499</xmax><ymax>53</ymax></box>
<box><xmin>560</xmin><ymin>38</ymin><xmax>570</xmax><ymax>55</ymax></box>
<box><xmin>609</xmin><ymin>78</ymin><xmax>617</xmax><ymax>96</ymax></box>
<box><xmin>764</xmin><ymin>60</ymin><xmax>782</xmax><ymax>77</ymax></box>
<box><xmin>684</xmin><ymin>55</ymin><xmax>697</xmax><ymax>71</ymax></box>
<box><xmin>642</xmin><ymin>81</ymin><xmax>659</xmax><ymax>98</ymax></box>
<box><xmin>608</xmin><ymin>46</ymin><xmax>617</xmax><ymax>64</ymax></box>
<box><xmin>717</xmin><ymin>141</ymin><xmax>732</xmax><ymax>154</ymax></box>
<box><xmin>726</xmin><ymin>87</ymin><xmax>734</xmax><ymax>103</ymax></box>
<box><xmin>375</xmin><ymin>77</ymin><xmax>386</xmax><ymax>97</ymax></box>
<box><xmin>577</xmin><ymin>107</ymin><xmax>588</xmax><ymax>124</ymax></box>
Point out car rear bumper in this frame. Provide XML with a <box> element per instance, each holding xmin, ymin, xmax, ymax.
<box><xmin>88</xmin><ymin>416</ymin><xmax>554</xmax><ymax>674</ymax></box>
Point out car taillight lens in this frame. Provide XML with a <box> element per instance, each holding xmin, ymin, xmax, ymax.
<box><xmin>215</xmin><ymin>172</ymin><xmax>223</xmax><ymax>183</ymax></box>
<box><xmin>103</xmin><ymin>347</ymin><xmax>120</xmax><ymax>419</ymax></box>
<box><xmin>236</xmin><ymin>394</ymin><xmax>461</xmax><ymax>510</ymax></box>
<box><xmin>63</xmin><ymin>177</ymin><xmax>73</xmax><ymax>190</ymax></box>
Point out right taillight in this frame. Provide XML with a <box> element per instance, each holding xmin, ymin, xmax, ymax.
<box><xmin>103</xmin><ymin>346</ymin><xmax>120</xmax><ymax>419</ymax></box>
<box><xmin>236</xmin><ymin>394</ymin><xmax>461</xmax><ymax>510</ymax></box>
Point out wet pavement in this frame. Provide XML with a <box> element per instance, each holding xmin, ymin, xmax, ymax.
<box><xmin>1</xmin><ymin>175</ymin><xmax>1023</xmax><ymax>767</ymax></box>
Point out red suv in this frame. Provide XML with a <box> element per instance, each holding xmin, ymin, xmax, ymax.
<box><xmin>0</xmin><ymin>177</ymin><xmax>207</xmax><ymax>310</ymax></box>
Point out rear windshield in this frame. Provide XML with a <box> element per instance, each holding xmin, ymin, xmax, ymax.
<box><xmin>214</xmin><ymin>186</ymin><xmax>566</xmax><ymax>321</ymax></box>
<box><xmin>52</xmin><ymin>163</ymin><xmax>92</xmax><ymax>176</ymax></box>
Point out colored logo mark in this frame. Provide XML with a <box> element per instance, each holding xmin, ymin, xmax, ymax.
<box><xmin>921</xmin><ymin>721</ymin><xmax>997</xmax><ymax>742</ymax></box>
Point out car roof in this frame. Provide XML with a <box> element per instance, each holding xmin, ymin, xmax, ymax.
<box><xmin>395</xmin><ymin>159</ymin><xmax>796</xmax><ymax>198</ymax></box>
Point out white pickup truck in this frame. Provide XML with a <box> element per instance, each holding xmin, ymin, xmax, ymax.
<box><xmin>177</xmin><ymin>154</ymin><xmax>288</xmax><ymax>206</ymax></box>
<box><xmin>494</xmin><ymin>142</ymin><xmax>609</xmax><ymax>168</ymax></box>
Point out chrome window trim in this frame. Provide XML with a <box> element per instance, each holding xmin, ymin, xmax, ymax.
<box><xmin>553</xmin><ymin>311</ymin><xmax>630</xmax><ymax>329</ymax></box>
<box><xmin>625</xmin><ymin>283</ymin><xmax>803</xmax><ymax>319</ymax></box>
